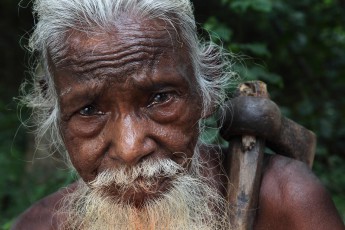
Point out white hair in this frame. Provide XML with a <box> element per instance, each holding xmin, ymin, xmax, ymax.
<box><xmin>21</xmin><ymin>0</ymin><xmax>237</xmax><ymax>159</ymax></box>
<box><xmin>57</xmin><ymin>149</ymin><xmax>231</xmax><ymax>229</ymax></box>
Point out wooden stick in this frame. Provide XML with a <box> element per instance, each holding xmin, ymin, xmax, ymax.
<box><xmin>226</xmin><ymin>81</ymin><xmax>269</xmax><ymax>230</ymax></box>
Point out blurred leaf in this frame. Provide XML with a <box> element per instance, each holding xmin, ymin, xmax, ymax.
<box><xmin>237</xmin><ymin>43</ymin><xmax>271</xmax><ymax>57</ymax></box>
<box><xmin>204</xmin><ymin>17</ymin><xmax>233</xmax><ymax>42</ymax></box>
<box><xmin>230</xmin><ymin>0</ymin><xmax>273</xmax><ymax>13</ymax></box>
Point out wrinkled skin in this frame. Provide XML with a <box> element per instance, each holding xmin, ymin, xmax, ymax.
<box><xmin>12</xmin><ymin>17</ymin><xmax>345</xmax><ymax>229</ymax></box>
<box><xmin>53</xmin><ymin>18</ymin><xmax>202</xmax><ymax>205</ymax></box>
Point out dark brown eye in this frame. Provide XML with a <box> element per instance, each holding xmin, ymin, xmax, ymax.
<box><xmin>79</xmin><ymin>105</ymin><xmax>102</xmax><ymax>116</ymax></box>
<box><xmin>149</xmin><ymin>93</ymin><xmax>171</xmax><ymax>107</ymax></box>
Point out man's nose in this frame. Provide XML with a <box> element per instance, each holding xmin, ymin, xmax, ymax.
<box><xmin>108</xmin><ymin>114</ymin><xmax>155</xmax><ymax>165</ymax></box>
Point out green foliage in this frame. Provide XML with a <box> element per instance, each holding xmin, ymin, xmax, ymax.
<box><xmin>204</xmin><ymin>17</ymin><xmax>233</xmax><ymax>42</ymax></box>
<box><xmin>0</xmin><ymin>97</ymin><xmax>26</xmax><ymax>226</ymax></box>
<box><xmin>0</xmin><ymin>91</ymin><xmax>76</xmax><ymax>228</ymax></box>
<box><xmin>227</xmin><ymin>0</ymin><xmax>273</xmax><ymax>13</ymax></box>
<box><xmin>193</xmin><ymin>0</ymin><xmax>345</xmax><ymax>220</ymax></box>
<box><xmin>0</xmin><ymin>0</ymin><xmax>77</xmax><ymax>227</ymax></box>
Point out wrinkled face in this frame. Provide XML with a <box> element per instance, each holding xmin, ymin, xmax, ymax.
<box><xmin>52</xmin><ymin>18</ymin><xmax>202</xmax><ymax>204</ymax></box>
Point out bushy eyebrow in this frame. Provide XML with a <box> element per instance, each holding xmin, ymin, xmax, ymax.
<box><xmin>58</xmin><ymin>81</ymin><xmax>105</xmax><ymax>110</ymax></box>
<box><xmin>134</xmin><ymin>79</ymin><xmax>188</xmax><ymax>93</ymax></box>
<box><xmin>59</xmin><ymin>73</ymin><xmax>188</xmax><ymax>103</ymax></box>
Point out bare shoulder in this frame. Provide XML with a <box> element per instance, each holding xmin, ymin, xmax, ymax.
<box><xmin>11</xmin><ymin>183</ymin><xmax>76</xmax><ymax>230</ymax></box>
<box><xmin>255</xmin><ymin>155</ymin><xmax>344</xmax><ymax>230</ymax></box>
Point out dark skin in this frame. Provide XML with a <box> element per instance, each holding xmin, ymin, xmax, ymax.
<box><xmin>54</xmin><ymin>18</ymin><xmax>202</xmax><ymax>205</ymax></box>
<box><xmin>12</xmin><ymin>17</ymin><xmax>345</xmax><ymax>229</ymax></box>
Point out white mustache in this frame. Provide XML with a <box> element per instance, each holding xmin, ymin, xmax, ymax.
<box><xmin>89</xmin><ymin>159</ymin><xmax>185</xmax><ymax>189</ymax></box>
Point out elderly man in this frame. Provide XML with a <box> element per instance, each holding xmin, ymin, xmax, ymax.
<box><xmin>13</xmin><ymin>0</ymin><xmax>344</xmax><ymax>229</ymax></box>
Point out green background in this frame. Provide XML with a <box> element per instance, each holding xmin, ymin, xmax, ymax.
<box><xmin>1</xmin><ymin>0</ymin><xmax>344</xmax><ymax>228</ymax></box>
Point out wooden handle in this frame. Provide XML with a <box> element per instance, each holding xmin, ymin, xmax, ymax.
<box><xmin>226</xmin><ymin>81</ymin><xmax>268</xmax><ymax>230</ymax></box>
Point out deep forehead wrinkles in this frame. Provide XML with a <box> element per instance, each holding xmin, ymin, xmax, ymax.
<box><xmin>54</xmin><ymin>19</ymin><xmax>181</xmax><ymax>81</ymax></box>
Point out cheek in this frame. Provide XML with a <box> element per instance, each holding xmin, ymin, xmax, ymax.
<box><xmin>60</xmin><ymin>121</ymin><xmax>107</xmax><ymax>182</ymax></box>
<box><xmin>156</xmin><ymin>125</ymin><xmax>199</xmax><ymax>167</ymax></box>
<box><xmin>147</xmin><ymin>92</ymin><xmax>202</xmax><ymax>157</ymax></box>
<box><xmin>66</xmin><ymin>115</ymin><xmax>108</xmax><ymax>138</ymax></box>
<box><xmin>154</xmin><ymin>106</ymin><xmax>201</xmax><ymax>156</ymax></box>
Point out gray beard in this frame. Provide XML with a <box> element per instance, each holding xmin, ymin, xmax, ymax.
<box><xmin>57</xmin><ymin>147</ymin><xmax>231</xmax><ymax>230</ymax></box>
